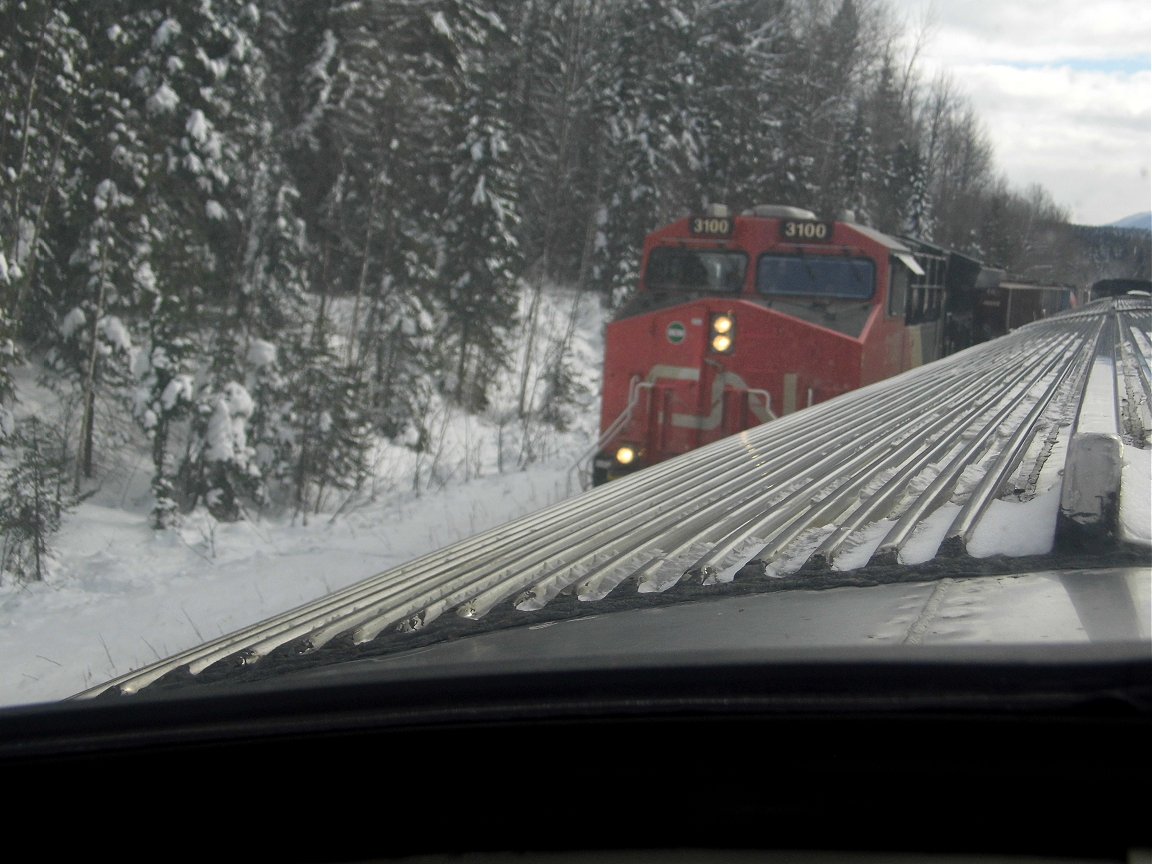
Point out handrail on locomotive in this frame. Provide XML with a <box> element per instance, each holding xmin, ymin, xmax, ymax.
<box><xmin>571</xmin><ymin>374</ymin><xmax>650</xmax><ymax>493</ymax></box>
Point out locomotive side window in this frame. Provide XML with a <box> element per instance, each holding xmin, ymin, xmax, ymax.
<box><xmin>755</xmin><ymin>255</ymin><xmax>874</xmax><ymax>300</ymax></box>
<box><xmin>645</xmin><ymin>249</ymin><xmax>747</xmax><ymax>293</ymax></box>
<box><xmin>905</xmin><ymin>252</ymin><xmax>946</xmax><ymax>323</ymax></box>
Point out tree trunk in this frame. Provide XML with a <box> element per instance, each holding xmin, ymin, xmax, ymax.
<box><xmin>516</xmin><ymin>270</ymin><xmax>544</xmax><ymax>419</ymax></box>
<box><xmin>74</xmin><ymin>236</ymin><xmax>110</xmax><ymax>495</ymax></box>
<box><xmin>346</xmin><ymin>176</ymin><xmax>381</xmax><ymax>367</ymax></box>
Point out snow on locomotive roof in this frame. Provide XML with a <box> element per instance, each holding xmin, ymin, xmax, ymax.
<box><xmin>739</xmin><ymin>204</ymin><xmax>818</xmax><ymax>219</ymax></box>
<box><xmin>840</xmin><ymin>221</ymin><xmax>919</xmax><ymax>254</ymax></box>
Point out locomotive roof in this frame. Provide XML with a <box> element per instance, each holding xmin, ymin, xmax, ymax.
<box><xmin>836</xmin><ymin>221</ymin><xmax>917</xmax><ymax>253</ymax></box>
<box><xmin>74</xmin><ymin>296</ymin><xmax>1151</xmax><ymax>699</ymax></box>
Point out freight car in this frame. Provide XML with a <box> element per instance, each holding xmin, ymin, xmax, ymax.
<box><xmin>944</xmin><ymin>269</ymin><xmax>1078</xmax><ymax>352</ymax></box>
<box><xmin>1090</xmin><ymin>277</ymin><xmax>1152</xmax><ymax>300</ymax></box>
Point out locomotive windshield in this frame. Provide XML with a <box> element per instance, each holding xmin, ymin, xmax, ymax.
<box><xmin>644</xmin><ymin>248</ymin><xmax>746</xmax><ymax>292</ymax></box>
<box><xmin>756</xmin><ymin>254</ymin><xmax>875</xmax><ymax>300</ymax></box>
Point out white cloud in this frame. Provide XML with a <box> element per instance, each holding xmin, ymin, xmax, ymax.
<box><xmin>904</xmin><ymin>0</ymin><xmax>1151</xmax><ymax>64</ymax></box>
<box><xmin>891</xmin><ymin>0</ymin><xmax>1151</xmax><ymax>224</ymax></box>
<box><xmin>958</xmin><ymin>65</ymin><xmax>1148</xmax><ymax>223</ymax></box>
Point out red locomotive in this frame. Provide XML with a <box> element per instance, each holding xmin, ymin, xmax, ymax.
<box><xmin>591</xmin><ymin>204</ymin><xmax>987</xmax><ymax>485</ymax></box>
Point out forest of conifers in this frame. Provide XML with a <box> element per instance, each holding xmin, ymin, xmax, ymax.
<box><xmin>0</xmin><ymin>0</ymin><xmax>1145</xmax><ymax>579</ymax></box>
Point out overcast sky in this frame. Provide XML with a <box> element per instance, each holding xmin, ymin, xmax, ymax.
<box><xmin>888</xmin><ymin>0</ymin><xmax>1151</xmax><ymax>226</ymax></box>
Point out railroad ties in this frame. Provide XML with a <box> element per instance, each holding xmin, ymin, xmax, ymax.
<box><xmin>75</xmin><ymin>295</ymin><xmax>1151</xmax><ymax>699</ymax></box>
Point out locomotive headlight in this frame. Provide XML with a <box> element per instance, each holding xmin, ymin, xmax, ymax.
<box><xmin>614</xmin><ymin>446</ymin><xmax>636</xmax><ymax>466</ymax></box>
<box><xmin>710</xmin><ymin>314</ymin><xmax>735</xmax><ymax>353</ymax></box>
<box><xmin>711</xmin><ymin>333</ymin><xmax>733</xmax><ymax>353</ymax></box>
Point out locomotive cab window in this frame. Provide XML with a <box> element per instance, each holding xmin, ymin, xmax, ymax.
<box><xmin>755</xmin><ymin>254</ymin><xmax>874</xmax><ymax>300</ymax></box>
<box><xmin>644</xmin><ymin>249</ymin><xmax>747</xmax><ymax>293</ymax></box>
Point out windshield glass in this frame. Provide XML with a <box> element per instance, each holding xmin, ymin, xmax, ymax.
<box><xmin>644</xmin><ymin>248</ymin><xmax>746</xmax><ymax>292</ymax></box>
<box><xmin>756</xmin><ymin>254</ymin><xmax>875</xmax><ymax>299</ymax></box>
<box><xmin>0</xmin><ymin>0</ymin><xmax>1149</xmax><ymax>719</ymax></box>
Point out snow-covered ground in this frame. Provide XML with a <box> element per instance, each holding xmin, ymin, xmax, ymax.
<box><xmin>0</xmin><ymin>462</ymin><xmax>582</xmax><ymax>708</ymax></box>
<box><xmin>0</xmin><ymin>285</ymin><xmax>607</xmax><ymax>709</ymax></box>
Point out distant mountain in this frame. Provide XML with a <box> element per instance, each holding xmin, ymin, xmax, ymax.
<box><xmin>1109</xmin><ymin>212</ymin><xmax>1152</xmax><ymax>231</ymax></box>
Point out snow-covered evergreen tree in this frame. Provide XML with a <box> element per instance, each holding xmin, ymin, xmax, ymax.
<box><xmin>589</xmin><ymin>0</ymin><xmax>697</xmax><ymax>301</ymax></box>
<box><xmin>279</xmin><ymin>1</ymin><xmax>449</xmax><ymax>439</ymax></box>
<box><xmin>896</xmin><ymin>140</ymin><xmax>931</xmax><ymax>238</ymax></box>
<box><xmin>181</xmin><ymin>380</ymin><xmax>261</xmax><ymax>522</ymax></box>
<box><xmin>504</xmin><ymin>0</ymin><xmax>602</xmax><ymax>284</ymax></box>
<box><xmin>131</xmin><ymin>291</ymin><xmax>195</xmax><ymax>529</ymax></box>
<box><xmin>129</xmin><ymin>3</ymin><xmax>264</xmax><ymax>307</ymax></box>
<box><xmin>286</xmin><ymin>335</ymin><xmax>371</xmax><ymax>520</ymax></box>
<box><xmin>432</xmin><ymin>1</ymin><xmax>522</xmax><ymax>411</ymax></box>
<box><xmin>685</xmin><ymin>0</ymin><xmax>792</xmax><ymax>212</ymax></box>
<box><xmin>241</xmin><ymin>337</ymin><xmax>296</xmax><ymax>505</ymax></box>
<box><xmin>0</xmin><ymin>0</ymin><xmax>1102</xmax><ymax>530</ymax></box>
<box><xmin>0</xmin><ymin>417</ymin><xmax>73</xmax><ymax>583</ymax></box>
<box><xmin>0</xmin><ymin>0</ymin><xmax>87</xmax><ymax>342</ymax></box>
<box><xmin>58</xmin><ymin>177</ymin><xmax>139</xmax><ymax>491</ymax></box>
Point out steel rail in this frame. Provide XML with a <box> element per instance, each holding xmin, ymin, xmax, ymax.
<box><xmin>522</xmin><ymin>360</ymin><xmax>997</xmax><ymax>605</ymax></box>
<box><xmin>71</xmin><ymin>297</ymin><xmax>1151</xmax><ymax>699</ymax></box>
<box><xmin>744</xmin><ymin>330</ymin><xmax>1083</xmax><ymax>572</ymax></box>
<box><xmin>697</xmin><ymin>325</ymin><xmax>1081</xmax><ymax>575</ymax></box>
<box><xmin>316</xmin><ymin>353</ymin><xmax>1008</xmax><ymax>642</ymax></box>
<box><xmin>804</xmin><ymin>325</ymin><xmax>1086</xmax><ymax>569</ymax></box>
<box><xmin>939</xmin><ymin>326</ymin><xmax>1097</xmax><ymax>555</ymax></box>
<box><xmin>1117</xmin><ymin>310</ymin><xmax>1152</xmax><ymax>442</ymax></box>
<box><xmin>264</xmin><ymin>322</ymin><xmax>1080</xmax><ymax>648</ymax></box>
<box><xmin>868</xmin><ymin>325</ymin><xmax>1092</xmax><ymax>565</ymax></box>
<box><xmin>86</xmin><ymin>384</ymin><xmax>819</xmax><ymax>689</ymax></box>
<box><xmin>512</xmin><ymin>332</ymin><xmax>1048</xmax><ymax>604</ymax></box>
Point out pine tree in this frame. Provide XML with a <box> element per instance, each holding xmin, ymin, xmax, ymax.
<box><xmin>807</xmin><ymin>0</ymin><xmax>867</xmax><ymax>215</ymax></box>
<box><xmin>242</xmin><ymin>337</ymin><xmax>296</xmax><ymax>507</ymax></box>
<box><xmin>896</xmin><ymin>140</ymin><xmax>930</xmax><ymax>238</ymax></box>
<box><xmin>0</xmin><ymin>0</ymin><xmax>87</xmax><ymax>343</ymax></box>
<box><xmin>867</xmin><ymin>54</ymin><xmax>922</xmax><ymax>234</ymax></box>
<box><xmin>505</xmin><ymin>0</ymin><xmax>602</xmax><ymax>284</ymax></box>
<box><xmin>131</xmin><ymin>291</ymin><xmax>195</xmax><ymax>529</ymax></box>
<box><xmin>41</xmin><ymin>5</ymin><xmax>156</xmax><ymax>493</ymax></box>
<box><xmin>685</xmin><ymin>0</ymin><xmax>792</xmax><ymax>212</ymax></box>
<box><xmin>0</xmin><ymin>416</ymin><xmax>74</xmax><ymax>583</ymax></box>
<box><xmin>590</xmin><ymin>0</ymin><xmax>697</xmax><ymax>301</ymax></box>
<box><xmin>279</xmin><ymin>0</ymin><xmax>450</xmax><ymax>443</ymax></box>
<box><xmin>58</xmin><ymin>178</ymin><xmax>139</xmax><ymax>492</ymax></box>
<box><xmin>287</xmin><ymin>335</ymin><xmax>371</xmax><ymax>520</ymax></box>
<box><xmin>433</xmin><ymin>1</ymin><xmax>523</xmax><ymax>412</ymax></box>
<box><xmin>834</xmin><ymin>103</ymin><xmax>874</xmax><ymax>222</ymax></box>
<box><xmin>129</xmin><ymin>3</ymin><xmax>265</xmax><ymax>309</ymax></box>
<box><xmin>181</xmin><ymin>380</ymin><xmax>261</xmax><ymax>522</ymax></box>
